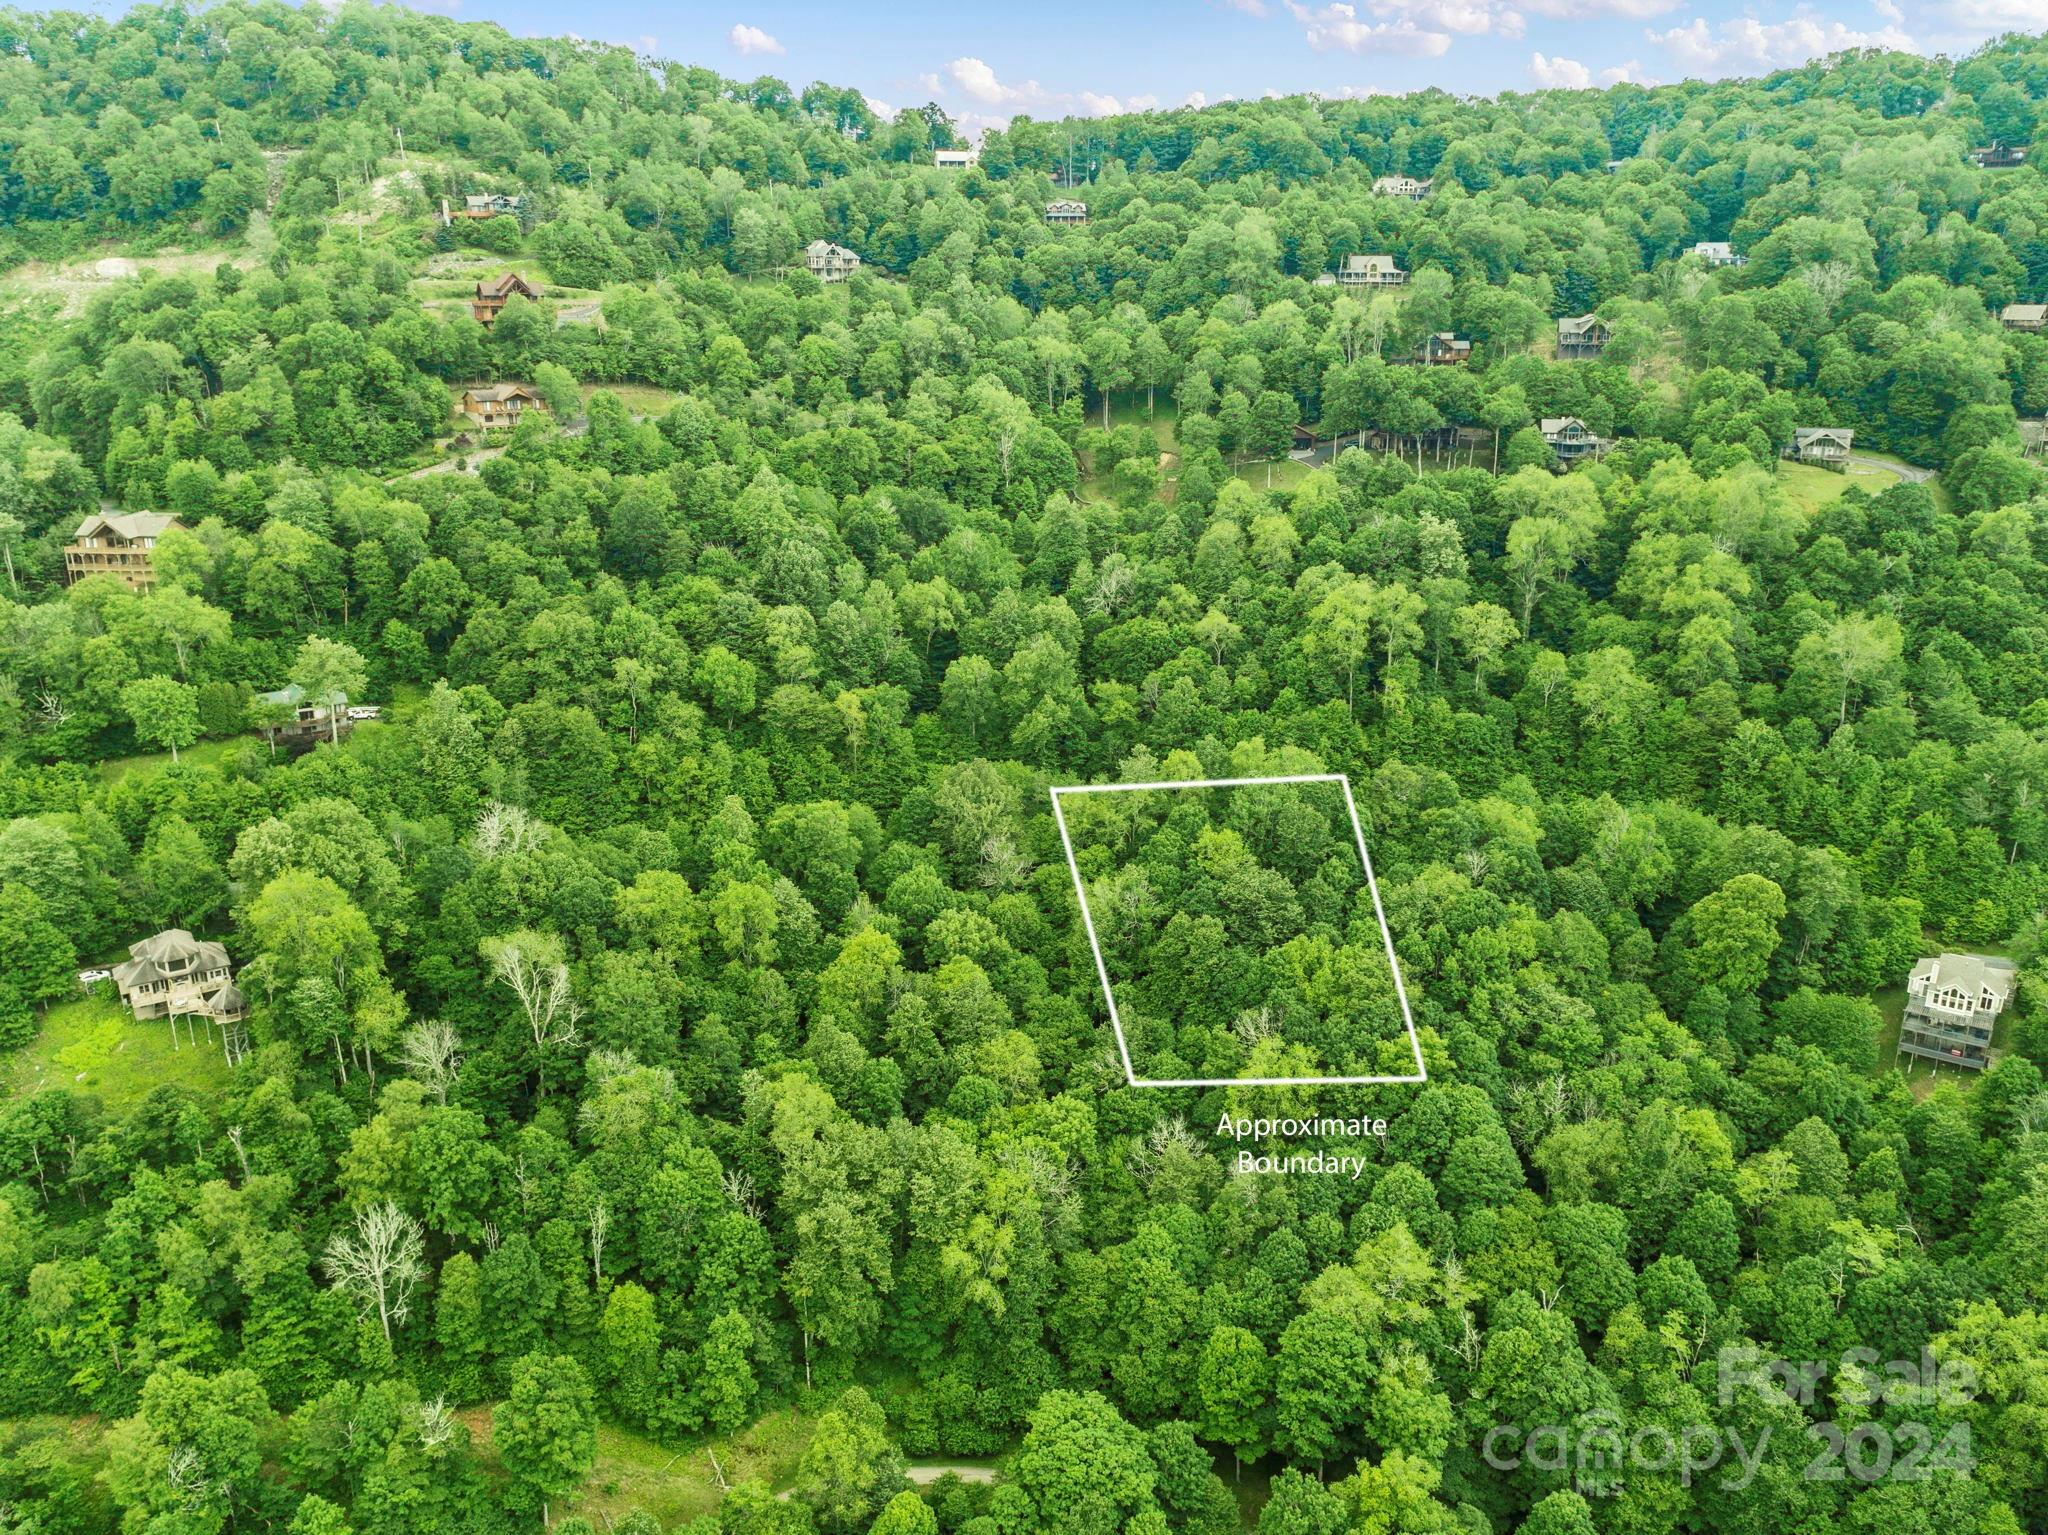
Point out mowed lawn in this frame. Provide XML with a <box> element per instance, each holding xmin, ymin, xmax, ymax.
<box><xmin>1777</xmin><ymin>458</ymin><xmax>1905</xmax><ymax>510</ymax></box>
<box><xmin>3</xmin><ymin>994</ymin><xmax>232</xmax><ymax>1109</ymax></box>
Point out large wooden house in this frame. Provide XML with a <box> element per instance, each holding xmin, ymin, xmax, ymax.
<box><xmin>459</xmin><ymin>383</ymin><xmax>545</xmax><ymax>430</ymax></box>
<box><xmin>114</xmin><ymin>929</ymin><xmax>246</xmax><ymax>1025</ymax></box>
<box><xmin>1898</xmin><ymin>952</ymin><xmax>2015</xmax><ymax>1071</ymax></box>
<box><xmin>63</xmin><ymin>511</ymin><xmax>187</xmax><ymax>592</ymax></box>
<box><xmin>1541</xmin><ymin>417</ymin><xmax>1606</xmax><ymax>463</ymax></box>
<box><xmin>805</xmin><ymin>240</ymin><xmax>862</xmax><ymax>282</ymax></box>
<box><xmin>1557</xmin><ymin>315</ymin><xmax>1609</xmax><ymax>360</ymax></box>
<box><xmin>1410</xmin><ymin>332</ymin><xmax>1472</xmax><ymax>366</ymax></box>
<box><xmin>1971</xmin><ymin>143</ymin><xmax>2028</xmax><ymax>170</ymax></box>
<box><xmin>1783</xmin><ymin>426</ymin><xmax>1854</xmax><ymax>468</ymax></box>
<box><xmin>1335</xmin><ymin>253</ymin><xmax>1407</xmax><ymax>287</ymax></box>
<box><xmin>2001</xmin><ymin>304</ymin><xmax>2048</xmax><ymax>333</ymax></box>
<box><xmin>472</xmin><ymin>272</ymin><xmax>540</xmax><ymax>325</ymax></box>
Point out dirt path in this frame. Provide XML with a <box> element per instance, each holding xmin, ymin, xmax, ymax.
<box><xmin>906</xmin><ymin>1465</ymin><xmax>998</xmax><ymax>1485</ymax></box>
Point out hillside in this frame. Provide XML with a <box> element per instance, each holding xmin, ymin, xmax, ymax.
<box><xmin>4</xmin><ymin>8</ymin><xmax>2048</xmax><ymax>1535</ymax></box>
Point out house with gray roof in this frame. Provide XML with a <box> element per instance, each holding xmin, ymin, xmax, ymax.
<box><xmin>64</xmin><ymin>511</ymin><xmax>187</xmax><ymax>591</ymax></box>
<box><xmin>1899</xmin><ymin>952</ymin><xmax>2016</xmax><ymax>1071</ymax></box>
<box><xmin>114</xmin><ymin>929</ymin><xmax>246</xmax><ymax>1025</ymax></box>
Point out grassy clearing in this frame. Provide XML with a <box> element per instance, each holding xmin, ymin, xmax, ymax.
<box><xmin>3</xmin><ymin>994</ymin><xmax>232</xmax><ymax>1110</ymax></box>
<box><xmin>93</xmin><ymin>734</ymin><xmax>247</xmax><ymax>785</ymax></box>
<box><xmin>452</xmin><ymin>1402</ymin><xmax>815</xmax><ymax>1527</ymax></box>
<box><xmin>582</xmin><ymin>381</ymin><xmax>681</xmax><ymax>417</ymax></box>
<box><xmin>1777</xmin><ymin>459</ymin><xmax>1901</xmax><ymax>511</ymax></box>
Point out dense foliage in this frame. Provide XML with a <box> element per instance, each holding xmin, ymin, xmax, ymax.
<box><xmin>7</xmin><ymin>6</ymin><xmax>2048</xmax><ymax>1534</ymax></box>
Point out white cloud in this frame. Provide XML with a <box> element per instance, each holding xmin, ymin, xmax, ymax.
<box><xmin>1286</xmin><ymin>1</ymin><xmax>1452</xmax><ymax>55</ymax></box>
<box><xmin>1530</xmin><ymin>51</ymin><xmax>1592</xmax><ymax>87</ymax></box>
<box><xmin>1221</xmin><ymin>0</ymin><xmax>1272</xmax><ymax>14</ymax></box>
<box><xmin>1524</xmin><ymin>0</ymin><xmax>1675</xmax><ymax>14</ymax></box>
<box><xmin>726</xmin><ymin>22</ymin><xmax>783</xmax><ymax>55</ymax></box>
<box><xmin>947</xmin><ymin>56</ymin><xmax>1052</xmax><ymax>108</ymax></box>
<box><xmin>864</xmin><ymin>95</ymin><xmax>897</xmax><ymax>120</ymax></box>
<box><xmin>1649</xmin><ymin>16</ymin><xmax>1914</xmax><ymax>73</ymax></box>
<box><xmin>1184</xmin><ymin>89</ymin><xmax>1211</xmax><ymax>108</ymax></box>
<box><xmin>1872</xmin><ymin>0</ymin><xmax>1903</xmax><ymax>19</ymax></box>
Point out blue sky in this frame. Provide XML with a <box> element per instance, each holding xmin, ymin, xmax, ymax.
<box><xmin>511</xmin><ymin>0</ymin><xmax>2022</xmax><ymax>133</ymax></box>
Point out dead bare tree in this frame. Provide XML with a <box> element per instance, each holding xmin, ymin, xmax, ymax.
<box><xmin>396</xmin><ymin>1018</ymin><xmax>463</xmax><ymax>1105</ymax></box>
<box><xmin>483</xmin><ymin>931</ymin><xmax>582</xmax><ymax>1099</ymax></box>
<box><xmin>322</xmin><ymin>1200</ymin><xmax>426</xmax><ymax>1344</ymax></box>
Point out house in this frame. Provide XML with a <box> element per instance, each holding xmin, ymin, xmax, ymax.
<box><xmin>1540</xmin><ymin>417</ymin><xmax>1606</xmax><ymax>463</ymax></box>
<box><xmin>1783</xmin><ymin>426</ymin><xmax>1854</xmax><ymax>468</ymax></box>
<box><xmin>471</xmin><ymin>271</ymin><xmax>541</xmax><ymax>326</ymax></box>
<box><xmin>458</xmin><ymin>383</ymin><xmax>545</xmax><ymax>431</ymax></box>
<box><xmin>1412</xmin><ymin>332</ymin><xmax>1472</xmax><ymax>366</ymax></box>
<box><xmin>1898</xmin><ymin>952</ymin><xmax>2015</xmax><ymax>1071</ymax></box>
<box><xmin>805</xmin><ymin>239</ymin><xmax>862</xmax><ymax>282</ymax></box>
<box><xmin>63</xmin><ymin>511</ymin><xmax>187</xmax><ymax>592</ymax></box>
<box><xmin>1557</xmin><ymin>315</ymin><xmax>1609</xmax><ymax>359</ymax></box>
<box><xmin>935</xmin><ymin>147</ymin><xmax>980</xmax><ymax>169</ymax></box>
<box><xmin>1693</xmin><ymin>241</ymin><xmax>1746</xmax><ymax>268</ymax></box>
<box><xmin>114</xmin><ymin>929</ymin><xmax>245</xmax><ymax>1025</ymax></box>
<box><xmin>1045</xmin><ymin>199</ymin><xmax>1089</xmax><ymax>225</ymax></box>
<box><xmin>1336</xmin><ymin>253</ymin><xmax>1407</xmax><ymax>287</ymax></box>
<box><xmin>2001</xmin><ymin>303</ymin><xmax>2048</xmax><ymax>333</ymax></box>
<box><xmin>254</xmin><ymin>682</ymin><xmax>354</xmax><ymax>748</ymax></box>
<box><xmin>1605</xmin><ymin>159</ymin><xmax>1627</xmax><ymax>174</ymax></box>
<box><xmin>443</xmin><ymin>193</ymin><xmax>525</xmax><ymax>223</ymax></box>
<box><xmin>1971</xmin><ymin>143</ymin><xmax>2028</xmax><ymax>169</ymax></box>
<box><xmin>2020</xmin><ymin>420</ymin><xmax>2047</xmax><ymax>460</ymax></box>
<box><xmin>1372</xmin><ymin>175</ymin><xmax>1431</xmax><ymax>201</ymax></box>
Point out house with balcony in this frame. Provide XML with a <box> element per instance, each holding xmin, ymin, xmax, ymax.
<box><xmin>254</xmin><ymin>683</ymin><xmax>354</xmax><ymax>749</ymax></box>
<box><xmin>443</xmin><ymin>193</ymin><xmax>526</xmax><ymax>223</ymax></box>
<box><xmin>1372</xmin><ymin>175</ymin><xmax>1431</xmax><ymax>200</ymax></box>
<box><xmin>459</xmin><ymin>383</ymin><xmax>545</xmax><ymax>431</ymax></box>
<box><xmin>1045</xmin><ymin>199</ymin><xmax>1089</xmax><ymax>225</ymax></box>
<box><xmin>805</xmin><ymin>240</ymin><xmax>862</xmax><ymax>282</ymax></box>
<box><xmin>1971</xmin><ymin>143</ymin><xmax>2028</xmax><ymax>169</ymax></box>
<box><xmin>471</xmin><ymin>272</ymin><xmax>540</xmax><ymax>326</ymax></box>
<box><xmin>1541</xmin><ymin>417</ymin><xmax>1606</xmax><ymax>463</ymax></box>
<box><xmin>1411</xmin><ymin>332</ymin><xmax>1472</xmax><ymax>365</ymax></box>
<box><xmin>63</xmin><ymin>512</ymin><xmax>187</xmax><ymax>592</ymax></box>
<box><xmin>1335</xmin><ymin>253</ymin><xmax>1406</xmax><ymax>287</ymax></box>
<box><xmin>1693</xmin><ymin>241</ymin><xmax>1745</xmax><ymax>268</ymax></box>
<box><xmin>1557</xmin><ymin>315</ymin><xmax>1609</xmax><ymax>359</ymax></box>
<box><xmin>114</xmin><ymin>930</ymin><xmax>246</xmax><ymax>1025</ymax></box>
<box><xmin>2002</xmin><ymin>303</ymin><xmax>2047</xmax><ymax>333</ymax></box>
<box><xmin>1783</xmin><ymin>426</ymin><xmax>1854</xmax><ymax>468</ymax></box>
<box><xmin>1898</xmin><ymin>952</ymin><xmax>2015</xmax><ymax>1071</ymax></box>
<box><xmin>935</xmin><ymin>148</ymin><xmax>979</xmax><ymax>169</ymax></box>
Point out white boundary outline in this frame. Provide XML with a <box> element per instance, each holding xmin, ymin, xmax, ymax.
<box><xmin>1048</xmin><ymin>772</ymin><xmax>1428</xmax><ymax>1088</ymax></box>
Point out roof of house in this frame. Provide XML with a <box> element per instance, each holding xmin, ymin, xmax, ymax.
<box><xmin>206</xmin><ymin>982</ymin><xmax>246</xmax><ymax>1017</ymax></box>
<box><xmin>1793</xmin><ymin>426</ymin><xmax>1854</xmax><ymax>446</ymax></box>
<box><xmin>806</xmin><ymin>239</ymin><xmax>858</xmax><ymax>259</ymax></box>
<box><xmin>1558</xmin><ymin>314</ymin><xmax>1606</xmax><ymax>336</ymax></box>
<box><xmin>1694</xmin><ymin>241</ymin><xmax>1736</xmax><ymax>256</ymax></box>
<box><xmin>257</xmin><ymin>683</ymin><xmax>348</xmax><ymax>709</ymax></box>
<box><xmin>113</xmin><ymin>929</ymin><xmax>231</xmax><ymax>989</ymax></box>
<box><xmin>1046</xmin><ymin>199</ymin><xmax>1088</xmax><ymax>213</ymax></box>
<box><xmin>2004</xmin><ymin>304</ymin><xmax>2048</xmax><ymax>321</ymax></box>
<box><xmin>476</xmin><ymin>272</ymin><xmax>537</xmax><ymax>299</ymax></box>
<box><xmin>1540</xmin><ymin>417</ymin><xmax>1588</xmax><ymax>434</ymax></box>
<box><xmin>464</xmin><ymin>384</ymin><xmax>540</xmax><ymax>404</ymax></box>
<box><xmin>1910</xmin><ymin>952</ymin><xmax>2017</xmax><ymax>1001</ymax></box>
<box><xmin>1341</xmin><ymin>252</ymin><xmax>1400</xmax><ymax>269</ymax></box>
<box><xmin>71</xmin><ymin>511</ymin><xmax>183</xmax><ymax>542</ymax></box>
<box><xmin>1426</xmin><ymin>331</ymin><xmax>1470</xmax><ymax>349</ymax></box>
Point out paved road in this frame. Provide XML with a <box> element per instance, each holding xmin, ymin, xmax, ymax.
<box><xmin>906</xmin><ymin>1466</ymin><xmax>998</xmax><ymax>1485</ymax></box>
<box><xmin>1844</xmin><ymin>453</ymin><xmax>1934</xmax><ymax>483</ymax></box>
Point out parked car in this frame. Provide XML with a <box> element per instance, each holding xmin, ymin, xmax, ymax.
<box><xmin>77</xmin><ymin>968</ymin><xmax>112</xmax><ymax>985</ymax></box>
<box><xmin>346</xmin><ymin>706</ymin><xmax>382</xmax><ymax>720</ymax></box>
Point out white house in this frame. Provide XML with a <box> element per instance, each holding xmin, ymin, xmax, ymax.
<box><xmin>1693</xmin><ymin>241</ymin><xmax>1746</xmax><ymax>268</ymax></box>
<box><xmin>935</xmin><ymin>147</ymin><xmax>980</xmax><ymax>169</ymax></box>
<box><xmin>1372</xmin><ymin>175</ymin><xmax>1431</xmax><ymax>201</ymax></box>
<box><xmin>1336</xmin><ymin>253</ymin><xmax>1406</xmax><ymax>287</ymax></box>
<box><xmin>1045</xmin><ymin>199</ymin><xmax>1089</xmax><ymax>225</ymax></box>
<box><xmin>805</xmin><ymin>240</ymin><xmax>862</xmax><ymax>282</ymax></box>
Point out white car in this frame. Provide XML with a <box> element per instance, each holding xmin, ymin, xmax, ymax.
<box><xmin>346</xmin><ymin>706</ymin><xmax>383</xmax><ymax>720</ymax></box>
<box><xmin>77</xmin><ymin>968</ymin><xmax>112</xmax><ymax>985</ymax></box>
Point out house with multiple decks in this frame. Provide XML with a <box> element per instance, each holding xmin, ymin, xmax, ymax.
<box><xmin>1372</xmin><ymin>175</ymin><xmax>1431</xmax><ymax>200</ymax></box>
<box><xmin>1540</xmin><ymin>417</ymin><xmax>1606</xmax><ymax>463</ymax></box>
<box><xmin>1783</xmin><ymin>426</ymin><xmax>1854</xmax><ymax>468</ymax></box>
<box><xmin>254</xmin><ymin>683</ymin><xmax>354</xmax><ymax>749</ymax></box>
<box><xmin>1557</xmin><ymin>315</ymin><xmax>1609</xmax><ymax>359</ymax></box>
<box><xmin>935</xmin><ymin>148</ymin><xmax>979</xmax><ymax>169</ymax></box>
<box><xmin>459</xmin><ymin>383</ymin><xmax>545</xmax><ymax>431</ymax></box>
<box><xmin>1971</xmin><ymin>143</ymin><xmax>2028</xmax><ymax>169</ymax></box>
<box><xmin>63</xmin><ymin>512</ymin><xmax>187</xmax><ymax>592</ymax></box>
<box><xmin>1335</xmin><ymin>253</ymin><xmax>1407</xmax><ymax>287</ymax></box>
<box><xmin>114</xmin><ymin>930</ymin><xmax>246</xmax><ymax>1026</ymax></box>
<box><xmin>1410</xmin><ymin>332</ymin><xmax>1472</xmax><ymax>365</ymax></box>
<box><xmin>1045</xmin><ymin>199</ymin><xmax>1089</xmax><ymax>225</ymax></box>
<box><xmin>1898</xmin><ymin>952</ymin><xmax>2015</xmax><ymax>1071</ymax></box>
<box><xmin>805</xmin><ymin>240</ymin><xmax>862</xmax><ymax>282</ymax></box>
<box><xmin>471</xmin><ymin>272</ymin><xmax>540</xmax><ymax>326</ymax></box>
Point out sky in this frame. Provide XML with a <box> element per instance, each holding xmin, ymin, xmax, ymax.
<box><xmin>465</xmin><ymin>0</ymin><xmax>2028</xmax><ymax>136</ymax></box>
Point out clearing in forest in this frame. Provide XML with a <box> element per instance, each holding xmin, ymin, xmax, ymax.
<box><xmin>1051</xmin><ymin>772</ymin><xmax>1425</xmax><ymax>1087</ymax></box>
